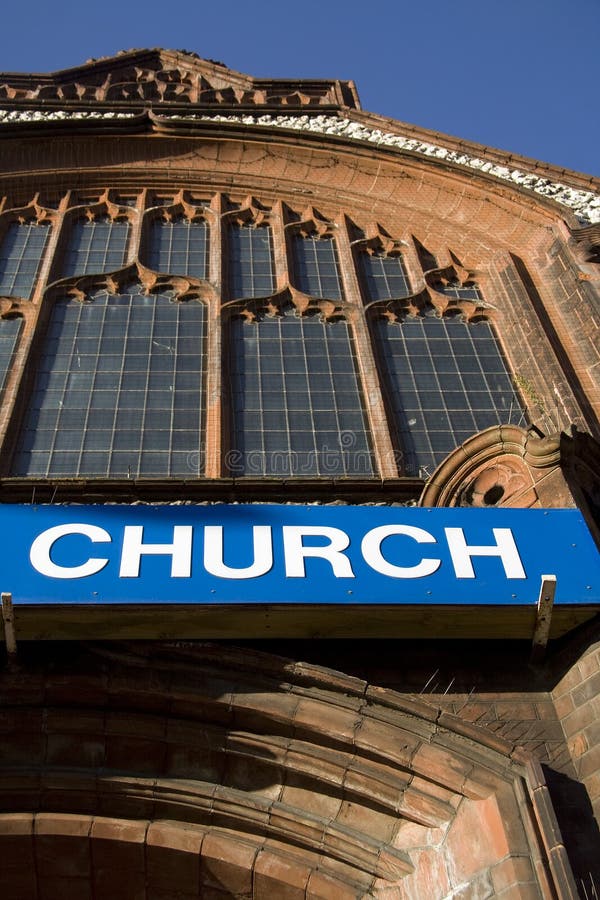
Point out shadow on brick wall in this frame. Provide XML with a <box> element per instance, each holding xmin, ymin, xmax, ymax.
<box><xmin>544</xmin><ymin>765</ymin><xmax>600</xmax><ymax>890</ymax></box>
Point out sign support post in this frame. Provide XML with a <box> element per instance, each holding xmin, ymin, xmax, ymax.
<box><xmin>530</xmin><ymin>575</ymin><xmax>557</xmax><ymax>664</ymax></box>
<box><xmin>1</xmin><ymin>592</ymin><xmax>17</xmax><ymax>667</ymax></box>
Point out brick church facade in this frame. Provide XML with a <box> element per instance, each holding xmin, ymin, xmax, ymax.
<box><xmin>0</xmin><ymin>49</ymin><xmax>599</xmax><ymax>897</ymax></box>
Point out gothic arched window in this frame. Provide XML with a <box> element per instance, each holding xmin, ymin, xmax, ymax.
<box><xmin>145</xmin><ymin>216</ymin><xmax>208</xmax><ymax>279</ymax></box>
<box><xmin>228</xmin><ymin>223</ymin><xmax>275</xmax><ymax>298</ymax></box>
<box><xmin>0</xmin><ymin>190</ymin><xmax>543</xmax><ymax>487</ymax></box>
<box><xmin>373</xmin><ymin>308</ymin><xmax>527</xmax><ymax>477</ymax></box>
<box><xmin>11</xmin><ymin>285</ymin><xmax>206</xmax><ymax>478</ymax></box>
<box><xmin>358</xmin><ymin>251</ymin><xmax>411</xmax><ymax>302</ymax></box>
<box><xmin>0</xmin><ymin>221</ymin><xmax>50</xmax><ymax>298</ymax></box>
<box><xmin>292</xmin><ymin>234</ymin><xmax>343</xmax><ymax>300</ymax></box>
<box><xmin>61</xmin><ymin>216</ymin><xmax>130</xmax><ymax>276</ymax></box>
<box><xmin>227</xmin><ymin>306</ymin><xmax>374</xmax><ymax>476</ymax></box>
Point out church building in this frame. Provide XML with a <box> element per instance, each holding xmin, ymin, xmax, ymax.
<box><xmin>0</xmin><ymin>49</ymin><xmax>599</xmax><ymax>897</ymax></box>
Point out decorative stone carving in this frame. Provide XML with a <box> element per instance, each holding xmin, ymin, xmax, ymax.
<box><xmin>0</xmin><ymin>49</ymin><xmax>346</xmax><ymax>109</ymax></box>
<box><xmin>352</xmin><ymin>222</ymin><xmax>407</xmax><ymax>256</ymax></box>
<box><xmin>223</xmin><ymin>286</ymin><xmax>349</xmax><ymax>323</ymax></box>
<box><xmin>419</xmin><ymin>425</ymin><xmax>568</xmax><ymax>508</ymax></box>
<box><xmin>0</xmin><ymin>198</ymin><xmax>56</xmax><ymax>226</ymax></box>
<box><xmin>459</xmin><ymin>459</ymin><xmax>531</xmax><ymax>507</ymax></box>
<box><xmin>65</xmin><ymin>190</ymin><xmax>133</xmax><ymax>224</ymax></box>
<box><xmin>222</xmin><ymin>194</ymin><xmax>270</xmax><ymax>227</ymax></box>
<box><xmin>571</xmin><ymin>221</ymin><xmax>600</xmax><ymax>263</ymax></box>
<box><xmin>367</xmin><ymin>286</ymin><xmax>488</xmax><ymax>324</ymax></box>
<box><xmin>0</xmin><ymin>298</ymin><xmax>23</xmax><ymax>317</ymax></box>
<box><xmin>288</xmin><ymin>205</ymin><xmax>337</xmax><ymax>239</ymax></box>
<box><xmin>47</xmin><ymin>265</ymin><xmax>214</xmax><ymax>305</ymax></box>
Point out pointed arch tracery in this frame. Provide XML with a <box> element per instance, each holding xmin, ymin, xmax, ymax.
<box><xmin>0</xmin><ymin>189</ymin><xmax>560</xmax><ymax>484</ymax></box>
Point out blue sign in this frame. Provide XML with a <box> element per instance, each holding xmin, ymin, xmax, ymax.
<box><xmin>0</xmin><ymin>504</ymin><xmax>598</xmax><ymax>606</ymax></box>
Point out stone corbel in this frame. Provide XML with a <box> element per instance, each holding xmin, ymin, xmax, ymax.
<box><xmin>354</xmin><ymin>223</ymin><xmax>407</xmax><ymax>256</ymax></box>
<box><xmin>222</xmin><ymin>196</ymin><xmax>270</xmax><ymax>227</ymax></box>
<box><xmin>570</xmin><ymin>221</ymin><xmax>600</xmax><ymax>265</ymax></box>
<box><xmin>289</xmin><ymin>206</ymin><xmax>336</xmax><ymax>239</ymax></box>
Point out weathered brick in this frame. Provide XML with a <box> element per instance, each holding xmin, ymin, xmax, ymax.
<box><xmin>253</xmin><ymin>850</ymin><xmax>311</xmax><ymax>900</ymax></box>
<box><xmin>199</xmin><ymin>831</ymin><xmax>258</xmax><ymax>895</ymax></box>
<box><xmin>490</xmin><ymin>855</ymin><xmax>536</xmax><ymax>893</ymax></box>
<box><xmin>571</xmin><ymin>672</ymin><xmax>600</xmax><ymax>708</ymax></box>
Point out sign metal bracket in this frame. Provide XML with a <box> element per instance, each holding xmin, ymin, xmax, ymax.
<box><xmin>530</xmin><ymin>575</ymin><xmax>556</xmax><ymax>664</ymax></box>
<box><xmin>1</xmin><ymin>592</ymin><xmax>17</xmax><ymax>667</ymax></box>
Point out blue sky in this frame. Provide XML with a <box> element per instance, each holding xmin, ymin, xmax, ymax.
<box><xmin>1</xmin><ymin>0</ymin><xmax>598</xmax><ymax>176</ymax></box>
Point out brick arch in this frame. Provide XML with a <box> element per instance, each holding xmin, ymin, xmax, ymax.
<box><xmin>1</xmin><ymin>813</ymin><xmax>345</xmax><ymax>898</ymax></box>
<box><xmin>4</xmin><ymin>130</ymin><xmax>569</xmax><ymax>255</ymax></box>
<box><xmin>0</xmin><ymin>643</ymin><xmax>575</xmax><ymax>897</ymax></box>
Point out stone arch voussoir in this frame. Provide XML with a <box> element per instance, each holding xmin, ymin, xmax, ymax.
<box><xmin>0</xmin><ymin>642</ymin><xmax>575</xmax><ymax>897</ymax></box>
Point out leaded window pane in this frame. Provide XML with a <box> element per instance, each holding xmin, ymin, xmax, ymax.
<box><xmin>229</xmin><ymin>223</ymin><xmax>275</xmax><ymax>297</ymax></box>
<box><xmin>359</xmin><ymin>252</ymin><xmax>410</xmax><ymax>301</ymax></box>
<box><xmin>0</xmin><ymin>317</ymin><xmax>21</xmax><ymax>394</ymax></box>
<box><xmin>228</xmin><ymin>307</ymin><xmax>374</xmax><ymax>476</ymax></box>
<box><xmin>145</xmin><ymin>217</ymin><xmax>208</xmax><ymax>278</ymax></box>
<box><xmin>11</xmin><ymin>285</ymin><xmax>206</xmax><ymax>478</ymax></box>
<box><xmin>61</xmin><ymin>216</ymin><xmax>129</xmax><ymax>276</ymax></box>
<box><xmin>292</xmin><ymin>234</ymin><xmax>342</xmax><ymax>300</ymax></box>
<box><xmin>0</xmin><ymin>222</ymin><xmax>50</xmax><ymax>298</ymax></box>
<box><xmin>432</xmin><ymin>279</ymin><xmax>482</xmax><ymax>303</ymax></box>
<box><xmin>374</xmin><ymin>310</ymin><xmax>527</xmax><ymax>477</ymax></box>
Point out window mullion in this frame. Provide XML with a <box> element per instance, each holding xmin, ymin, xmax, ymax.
<box><xmin>337</xmin><ymin>219</ymin><xmax>397</xmax><ymax>477</ymax></box>
<box><xmin>204</xmin><ymin>193</ymin><xmax>224</xmax><ymax>477</ymax></box>
<box><xmin>108</xmin><ymin>299</ymin><xmax>128</xmax><ymax>476</ymax></box>
<box><xmin>32</xmin><ymin>193</ymin><xmax>69</xmax><ymax>303</ymax></box>
<box><xmin>125</xmin><ymin>189</ymin><xmax>146</xmax><ymax>266</ymax></box>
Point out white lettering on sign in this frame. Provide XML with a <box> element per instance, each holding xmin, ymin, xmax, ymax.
<box><xmin>28</xmin><ymin>522</ymin><xmax>528</xmax><ymax>582</ymax></box>
<box><xmin>361</xmin><ymin>525</ymin><xmax>441</xmax><ymax>578</ymax></box>
<box><xmin>445</xmin><ymin>527</ymin><xmax>526</xmax><ymax>579</ymax></box>
<box><xmin>119</xmin><ymin>526</ymin><xmax>193</xmax><ymax>578</ymax></box>
<box><xmin>282</xmin><ymin>526</ymin><xmax>354</xmax><ymax>578</ymax></box>
<box><xmin>204</xmin><ymin>525</ymin><xmax>273</xmax><ymax>579</ymax></box>
<box><xmin>29</xmin><ymin>523</ymin><xmax>111</xmax><ymax>579</ymax></box>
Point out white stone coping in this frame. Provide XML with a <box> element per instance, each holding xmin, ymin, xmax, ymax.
<box><xmin>1</xmin><ymin>108</ymin><xmax>598</xmax><ymax>224</ymax></box>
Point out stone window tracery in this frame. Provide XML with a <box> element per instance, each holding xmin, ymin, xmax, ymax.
<box><xmin>0</xmin><ymin>189</ymin><xmax>537</xmax><ymax>483</ymax></box>
<box><xmin>373</xmin><ymin>306</ymin><xmax>527</xmax><ymax>477</ymax></box>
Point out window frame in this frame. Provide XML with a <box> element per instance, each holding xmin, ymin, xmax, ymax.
<box><xmin>0</xmin><ymin>189</ymin><xmax>542</xmax><ymax>497</ymax></box>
